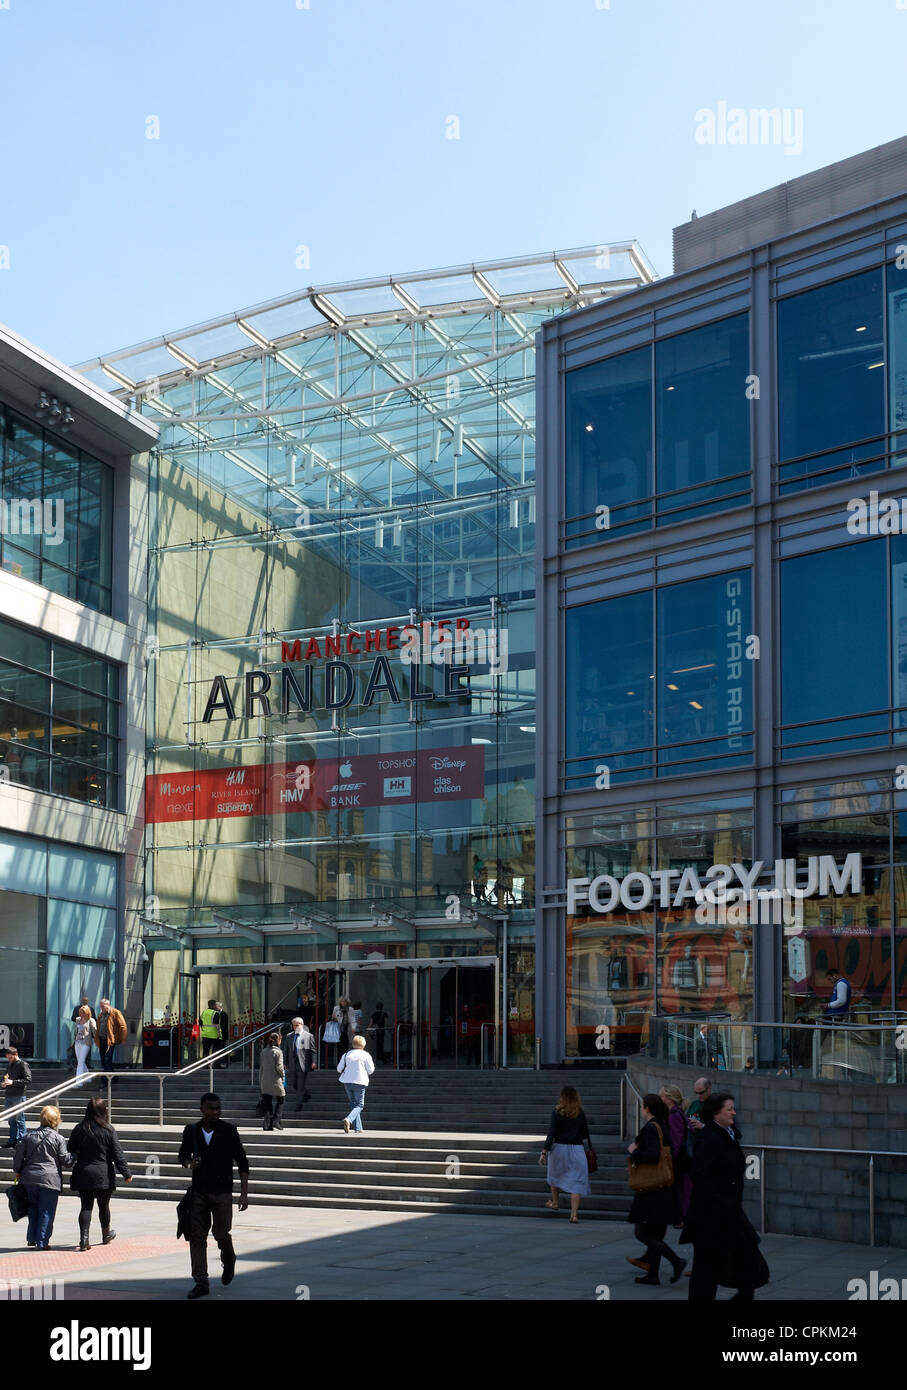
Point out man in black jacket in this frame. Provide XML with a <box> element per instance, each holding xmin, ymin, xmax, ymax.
<box><xmin>2</xmin><ymin>1047</ymin><xmax>31</xmax><ymax>1147</ymax></box>
<box><xmin>178</xmin><ymin>1093</ymin><xmax>249</xmax><ymax>1300</ymax></box>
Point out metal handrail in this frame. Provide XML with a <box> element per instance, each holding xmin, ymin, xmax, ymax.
<box><xmin>619</xmin><ymin>1071</ymin><xmax>645</xmax><ymax>1141</ymax></box>
<box><xmin>175</xmin><ymin>1019</ymin><xmax>284</xmax><ymax>1088</ymax></box>
<box><xmin>739</xmin><ymin>1142</ymin><xmax>907</xmax><ymax>1249</ymax></box>
<box><xmin>479</xmin><ymin>1022</ymin><xmax>497</xmax><ymax>1071</ymax></box>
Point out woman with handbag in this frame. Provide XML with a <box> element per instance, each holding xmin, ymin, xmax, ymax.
<box><xmin>681</xmin><ymin>1091</ymin><xmax>769</xmax><ymax>1302</ymax></box>
<box><xmin>12</xmin><ymin>1105</ymin><xmax>71</xmax><ymax>1249</ymax></box>
<box><xmin>538</xmin><ymin>1086</ymin><xmax>594</xmax><ymax>1222</ymax></box>
<box><xmin>68</xmin><ymin>1097</ymin><xmax>133</xmax><ymax>1250</ymax></box>
<box><xmin>73</xmin><ymin>1005</ymin><xmax>97</xmax><ymax>1082</ymax></box>
<box><xmin>626</xmin><ymin>1093</ymin><xmax>687</xmax><ymax>1286</ymax></box>
<box><xmin>660</xmin><ymin>1084</ymin><xmax>693</xmax><ymax>1225</ymax></box>
<box><xmin>259</xmin><ymin>1032</ymin><xmax>286</xmax><ymax>1130</ymax></box>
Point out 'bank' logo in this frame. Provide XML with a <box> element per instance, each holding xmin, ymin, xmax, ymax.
<box><xmin>50</xmin><ymin>1321</ymin><xmax>151</xmax><ymax>1371</ymax></box>
<box><xmin>383</xmin><ymin>776</ymin><xmax>411</xmax><ymax>797</ymax></box>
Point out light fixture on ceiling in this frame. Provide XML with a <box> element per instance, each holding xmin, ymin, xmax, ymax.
<box><xmin>585</xmin><ymin>423</ymin><xmax>594</xmax><ymax>433</ymax></box>
<box><xmin>391</xmin><ymin>516</ymin><xmax>402</xmax><ymax>546</ymax></box>
<box><xmin>447</xmin><ymin>566</ymin><xmax>455</xmax><ymax>598</ymax></box>
<box><xmin>431</xmin><ymin>425</ymin><xmax>442</xmax><ymax>462</ymax></box>
<box><xmin>667</xmin><ymin>683</ymin><xmax>679</xmax><ymax>690</ymax></box>
<box><xmin>689</xmin><ymin>700</ymin><xmax>703</xmax><ymax>710</ymax></box>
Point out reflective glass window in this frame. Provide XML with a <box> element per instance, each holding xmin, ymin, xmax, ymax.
<box><xmin>565</xmin><ymin>347</ymin><xmax>651</xmax><ymax>543</ymax></box>
<box><xmin>780</xmin><ymin>542</ymin><xmax>887</xmax><ymax>758</ymax></box>
<box><xmin>778</xmin><ymin>271</ymin><xmax>884</xmax><ymax>483</ymax></box>
<box><xmin>565</xmin><ymin>590</ymin><xmax>654</xmax><ymax>785</ymax></box>
<box><xmin>655</xmin><ymin>314</ymin><xmax>750</xmax><ymax>523</ymax></box>
<box><xmin>657</xmin><ymin>569</ymin><xmax>753</xmax><ymax>773</ymax></box>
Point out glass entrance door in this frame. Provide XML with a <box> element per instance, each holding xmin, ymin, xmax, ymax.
<box><xmin>58</xmin><ymin>957</ymin><xmax>108</xmax><ymax>1061</ymax></box>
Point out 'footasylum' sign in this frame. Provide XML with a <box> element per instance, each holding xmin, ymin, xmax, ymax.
<box><xmin>566</xmin><ymin>855</ymin><xmax>862</xmax><ymax>915</ymax></box>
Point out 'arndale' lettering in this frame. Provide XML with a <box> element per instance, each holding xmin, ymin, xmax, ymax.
<box><xmin>566</xmin><ymin>854</ymin><xmax>862</xmax><ymax>914</ymax></box>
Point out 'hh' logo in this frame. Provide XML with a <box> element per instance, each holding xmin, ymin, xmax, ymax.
<box><xmin>383</xmin><ymin>776</ymin><xmax>411</xmax><ymax>797</ymax></box>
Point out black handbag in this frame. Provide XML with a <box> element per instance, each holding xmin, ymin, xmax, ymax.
<box><xmin>175</xmin><ymin>1125</ymin><xmax>200</xmax><ymax>1240</ymax></box>
<box><xmin>6</xmin><ymin>1182</ymin><xmax>28</xmax><ymax>1222</ymax></box>
<box><xmin>255</xmin><ymin>1095</ymin><xmax>270</xmax><ymax>1117</ymax></box>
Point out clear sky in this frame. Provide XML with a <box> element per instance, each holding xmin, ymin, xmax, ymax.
<box><xmin>1</xmin><ymin>0</ymin><xmax>906</xmax><ymax>367</ymax></box>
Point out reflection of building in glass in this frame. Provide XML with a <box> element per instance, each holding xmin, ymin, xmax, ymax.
<box><xmin>77</xmin><ymin>246</ymin><xmax>655</xmax><ymax>1067</ymax></box>
<box><xmin>537</xmin><ymin>136</ymin><xmax>907</xmax><ymax>1062</ymax></box>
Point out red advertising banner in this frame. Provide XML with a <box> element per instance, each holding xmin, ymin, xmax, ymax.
<box><xmin>145</xmin><ymin>745</ymin><xmax>486</xmax><ymax>825</ymax></box>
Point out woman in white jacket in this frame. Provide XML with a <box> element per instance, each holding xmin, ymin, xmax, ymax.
<box><xmin>73</xmin><ymin>1006</ymin><xmax>97</xmax><ymax>1083</ymax></box>
<box><xmin>337</xmin><ymin>1035</ymin><xmax>375</xmax><ymax>1135</ymax></box>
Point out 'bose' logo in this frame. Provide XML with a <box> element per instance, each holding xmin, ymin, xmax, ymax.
<box><xmin>50</xmin><ymin>1321</ymin><xmax>151</xmax><ymax>1372</ymax></box>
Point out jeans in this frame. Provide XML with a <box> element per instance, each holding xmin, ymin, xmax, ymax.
<box><xmin>25</xmin><ymin>1186</ymin><xmax>59</xmax><ymax>1248</ymax></box>
<box><xmin>343</xmin><ymin>1082</ymin><xmax>366</xmax><ymax>1131</ymax></box>
<box><xmin>189</xmin><ymin>1190</ymin><xmax>235</xmax><ymax>1287</ymax></box>
<box><xmin>5</xmin><ymin>1093</ymin><xmax>26</xmax><ymax>1145</ymax></box>
<box><xmin>99</xmin><ymin>1044</ymin><xmax>116</xmax><ymax>1071</ymax></box>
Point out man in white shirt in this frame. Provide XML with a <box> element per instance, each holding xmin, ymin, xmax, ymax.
<box><xmin>282</xmin><ymin>1017</ymin><xmax>315</xmax><ymax>1110</ymax></box>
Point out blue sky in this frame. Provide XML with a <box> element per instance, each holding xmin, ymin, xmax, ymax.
<box><xmin>1</xmin><ymin>0</ymin><xmax>906</xmax><ymax>366</ymax></box>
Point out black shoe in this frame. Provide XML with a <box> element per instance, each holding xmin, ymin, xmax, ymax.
<box><xmin>295</xmin><ymin>1104</ymin><xmax>304</xmax><ymax>1112</ymax></box>
<box><xmin>79</xmin><ymin>1240</ymin><xmax>91</xmax><ymax>1251</ymax></box>
<box><xmin>187</xmin><ymin>1283</ymin><xmax>209</xmax><ymax>1300</ymax></box>
<box><xmin>635</xmin><ymin>1274</ymin><xmax>661</xmax><ymax>1285</ymax></box>
<box><xmin>273</xmin><ymin>1120</ymin><xmax>283</xmax><ymax>1131</ymax></box>
<box><xmin>221</xmin><ymin>1258</ymin><xmax>235</xmax><ymax>1287</ymax></box>
<box><xmin>102</xmin><ymin>1230</ymin><xmax>117</xmax><ymax>1245</ymax></box>
<box><xmin>670</xmin><ymin>1259</ymin><xmax>688</xmax><ymax>1284</ymax></box>
<box><xmin>27</xmin><ymin>1240</ymin><xmax>36</xmax><ymax>1247</ymax></box>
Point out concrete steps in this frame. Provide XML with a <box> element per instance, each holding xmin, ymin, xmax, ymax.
<box><xmin>0</xmin><ymin>1127</ymin><xmax>633</xmax><ymax>1221</ymax></box>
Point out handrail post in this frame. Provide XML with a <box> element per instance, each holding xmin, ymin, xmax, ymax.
<box><xmin>619</xmin><ymin>1075</ymin><xmax>625</xmax><ymax>1141</ymax></box>
<box><xmin>760</xmin><ymin>1147</ymin><xmax>766</xmax><ymax>1235</ymax></box>
<box><xmin>159</xmin><ymin>1076</ymin><xmax>164</xmax><ymax>1128</ymax></box>
<box><xmin>869</xmin><ymin>1156</ymin><xmax>875</xmax><ymax>1248</ymax></box>
<box><xmin>106</xmin><ymin>1073</ymin><xmax>112</xmax><ymax>1120</ymax></box>
<box><xmin>535</xmin><ymin>1036</ymin><xmax>541</xmax><ymax>1071</ymax></box>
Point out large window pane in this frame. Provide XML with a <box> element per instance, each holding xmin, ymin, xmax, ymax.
<box><xmin>778</xmin><ymin>271</ymin><xmax>884</xmax><ymax>479</ymax></box>
<box><xmin>781</xmin><ymin>542</ymin><xmax>887</xmax><ymax>756</ymax></box>
<box><xmin>657</xmin><ymin>569</ymin><xmax>753</xmax><ymax>772</ymax></box>
<box><xmin>656</xmin><ymin>314</ymin><xmax>750</xmax><ymax>523</ymax></box>
<box><xmin>565</xmin><ymin>347</ymin><xmax>651</xmax><ymax>542</ymax></box>
<box><xmin>565</xmin><ymin>591</ymin><xmax>653</xmax><ymax>785</ymax></box>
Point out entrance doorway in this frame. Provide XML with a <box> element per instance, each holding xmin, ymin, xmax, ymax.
<box><xmin>58</xmin><ymin>957</ymin><xmax>108</xmax><ymax>1061</ymax></box>
<box><xmin>262</xmin><ymin>958</ymin><xmax>499</xmax><ymax>1069</ymax></box>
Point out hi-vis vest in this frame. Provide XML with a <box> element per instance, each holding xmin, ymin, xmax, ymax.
<box><xmin>201</xmin><ymin>1008</ymin><xmax>220</xmax><ymax>1039</ymax></box>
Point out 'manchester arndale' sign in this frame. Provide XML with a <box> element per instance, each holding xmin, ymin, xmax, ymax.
<box><xmin>566</xmin><ymin>855</ymin><xmax>863</xmax><ymax>914</ymax></box>
<box><xmin>201</xmin><ymin>618</ymin><xmax>503</xmax><ymax>724</ymax></box>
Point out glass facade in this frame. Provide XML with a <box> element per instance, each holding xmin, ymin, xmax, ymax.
<box><xmin>540</xmin><ymin>196</ymin><xmax>907</xmax><ymax>1062</ymax></box>
<box><xmin>0</xmin><ymin>401</ymin><xmax>114</xmax><ymax>612</ymax></box>
<box><xmin>100</xmin><ymin>249</ymin><xmax>655</xmax><ymax>1066</ymax></box>
<box><xmin>0</xmin><ymin>615</ymin><xmax>120</xmax><ymax>807</ymax></box>
<box><xmin>564</xmin><ymin>313</ymin><xmax>751</xmax><ymax>545</ymax></box>
<box><xmin>565</xmin><ymin>568</ymin><xmax>753</xmax><ymax>787</ymax></box>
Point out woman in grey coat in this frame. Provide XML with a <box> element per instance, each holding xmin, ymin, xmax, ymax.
<box><xmin>13</xmin><ymin>1105</ymin><xmax>71</xmax><ymax>1250</ymax></box>
<box><xmin>259</xmin><ymin>1032</ymin><xmax>286</xmax><ymax>1131</ymax></box>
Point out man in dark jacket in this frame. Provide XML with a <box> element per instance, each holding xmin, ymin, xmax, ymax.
<box><xmin>283</xmin><ymin>1017</ymin><xmax>315</xmax><ymax>1108</ymax></box>
<box><xmin>215</xmin><ymin>1002</ymin><xmax>230</xmax><ymax>1069</ymax></box>
<box><xmin>179</xmin><ymin>1093</ymin><xmax>249</xmax><ymax>1300</ymax></box>
<box><xmin>2</xmin><ymin>1047</ymin><xmax>32</xmax><ymax>1147</ymax></box>
<box><xmin>681</xmin><ymin>1091</ymin><xmax>766</xmax><ymax>1301</ymax></box>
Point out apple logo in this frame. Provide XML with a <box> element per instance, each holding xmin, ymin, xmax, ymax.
<box><xmin>339</xmin><ymin>760</ymin><xmax>353</xmax><ymax>778</ymax></box>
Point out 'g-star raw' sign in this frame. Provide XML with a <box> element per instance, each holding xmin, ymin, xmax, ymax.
<box><xmin>566</xmin><ymin>855</ymin><xmax>862</xmax><ymax>915</ymax></box>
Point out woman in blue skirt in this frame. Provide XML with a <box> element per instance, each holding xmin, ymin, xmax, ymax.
<box><xmin>539</xmin><ymin>1086</ymin><xmax>592</xmax><ymax>1222</ymax></box>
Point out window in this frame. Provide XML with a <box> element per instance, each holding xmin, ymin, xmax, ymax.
<box><xmin>778</xmin><ymin>270</ymin><xmax>885</xmax><ymax>491</ymax></box>
<box><xmin>655</xmin><ymin>314</ymin><xmax>750</xmax><ymax>523</ymax></box>
<box><xmin>565</xmin><ymin>347</ymin><xmax>651</xmax><ymax>542</ymax></box>
<box><xmin>563</xmin><ymin>314</ymin><xmax>751</xmax><ymax>543</ymax></box>
<box><xmin>0</xmin><ymin>405</ymin><xmax>114</xmax><ymax>614</ymax></box>
<box><xmin>780</xmin><ymin>542</ymin><xmax>887</xmax><ymax>758</ymax></box>
<box><xmin>0</xmin><ymin>616</ymin><xmax>120</xmax><ymax>808</ymax></box>
<box><xmin>564</xmin><ymin>569</ymin><xmax>753</xmax><ymax>787</ymax></box>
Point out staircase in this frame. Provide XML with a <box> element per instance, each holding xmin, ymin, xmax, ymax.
<box><xmin>0</xmin><ymin>1066</ymin><xmax>634</xmax><ymax>1222</ymax></box>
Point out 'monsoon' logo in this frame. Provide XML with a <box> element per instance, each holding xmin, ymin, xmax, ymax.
<box><xmin>50</xmin><ymin>1321</ymin><xmax>151</xmax><ymax>1372</ymax></box>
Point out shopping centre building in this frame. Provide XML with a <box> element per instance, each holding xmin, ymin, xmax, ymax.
<box><xmin>67</xmin><ymin>244</ymin><xmax>655</xmax><ymax>1066</ymax></box>
<box><xmin>536</xmin><ymin>134</ymin><xmax>907</xmax><ymax>1063</ymax></box>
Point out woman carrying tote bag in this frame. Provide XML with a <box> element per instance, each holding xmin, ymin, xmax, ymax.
<box><xmin>625</xmin><ymin>1092</ymin><xmax>687</xmax><ymax>1287</ymax></box>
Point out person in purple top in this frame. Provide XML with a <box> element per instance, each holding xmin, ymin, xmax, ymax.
<box><xmin>661</xmin><ymin>1084</ymin><xmax>693</xmax><ymax>1224</ymax></box>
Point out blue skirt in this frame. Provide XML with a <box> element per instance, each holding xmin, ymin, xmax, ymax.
<box><xmin>547</xmin><ymin>1142</ymin><xmax>591</xmax><ymax>1196</ymax></box>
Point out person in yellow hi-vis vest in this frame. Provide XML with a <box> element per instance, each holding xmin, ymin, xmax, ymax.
<box><xmin>200</xmin><ymin>1000</ymin><xmax>221</xmax><ymax>1061</ymax></box>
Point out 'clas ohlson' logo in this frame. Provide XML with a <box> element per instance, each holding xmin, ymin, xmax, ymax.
<box><xmin>50</xmin><ymin>1321</ymin><xmax>151</xmax><ymax>1371</ymax></box>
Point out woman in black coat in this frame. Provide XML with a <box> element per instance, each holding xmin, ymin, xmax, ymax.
<box><xmin>681</xmin><ymin>1091</ymin><xmax>768</xmax><ymax>1301</ymax></box>
<box><xmin>626</xmin><ymin>1093</ymin><xmax>687</xmax><ymax>1286</ymax></box>
<box><xmin>68</xmin><ymin>1098</ymin><xmax>133</xmax><ymax>1251</ymax></box>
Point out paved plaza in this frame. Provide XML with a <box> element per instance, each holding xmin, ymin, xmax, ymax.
<box><xmin>1</xmin><ymin>1195</ymin><xmax>902</xmax><ymax>1301</ymax></box>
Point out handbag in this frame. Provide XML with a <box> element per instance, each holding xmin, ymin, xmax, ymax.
<box><xmin>175</xmin><ymin>1125</ymin><xmax>201</xmax><ymax>1240</ymax></box>
<box><xmin>324</xmin><ymin>1020</ymin><xmax>340</xmax><ymax>1043</ymax></box>
<box><xmin>6</xmin><ymin>1181</ymin><xmax>28</xmax><ymax>1222</ymax></box>
<box><xmin>585</xmin><ymin>1146</ymin><xmax>598</xmax><ymax>1174</ymax></box>
<box><xmin>255</xmin><ymin>1095</ymin><xmax>270</xmax><ymax>1117</ymax></box>
<box><xmin>627</xmin><ymin>1121</ymin><xmax>674</xmax><ymax>1193</ymax></box>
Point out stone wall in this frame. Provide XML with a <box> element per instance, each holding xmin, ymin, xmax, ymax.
<box><xmin>628</xmin><ymin>1060</ymin><xmax>907</xmax><ymax>1249</ymax></box>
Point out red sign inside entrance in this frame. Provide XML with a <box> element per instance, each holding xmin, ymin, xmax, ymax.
<box><xmin>145</xmin><ymin>745</ymin><xmax>486</xmax><ymax>824</ymax></box>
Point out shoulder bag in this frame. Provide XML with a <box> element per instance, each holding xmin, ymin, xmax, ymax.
<box><xmin>175</xmin><ymin>1125</ymin><xmax>201</xmax><ymax>1240</ymax></box>
<box><xmin>6</xmin><ymin>1180</ymin><xmax>28</xmax><ymax>1222</ymax></box>
<box><xmin>324</xmin><ymin>1019</ymin><xmax>340</xmax><ymax>1043</ymax></box>
<box><xmin>627</xmin><ymin>1121</ymin><xmax>675</xmax><ymax>1193</ymax></box>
